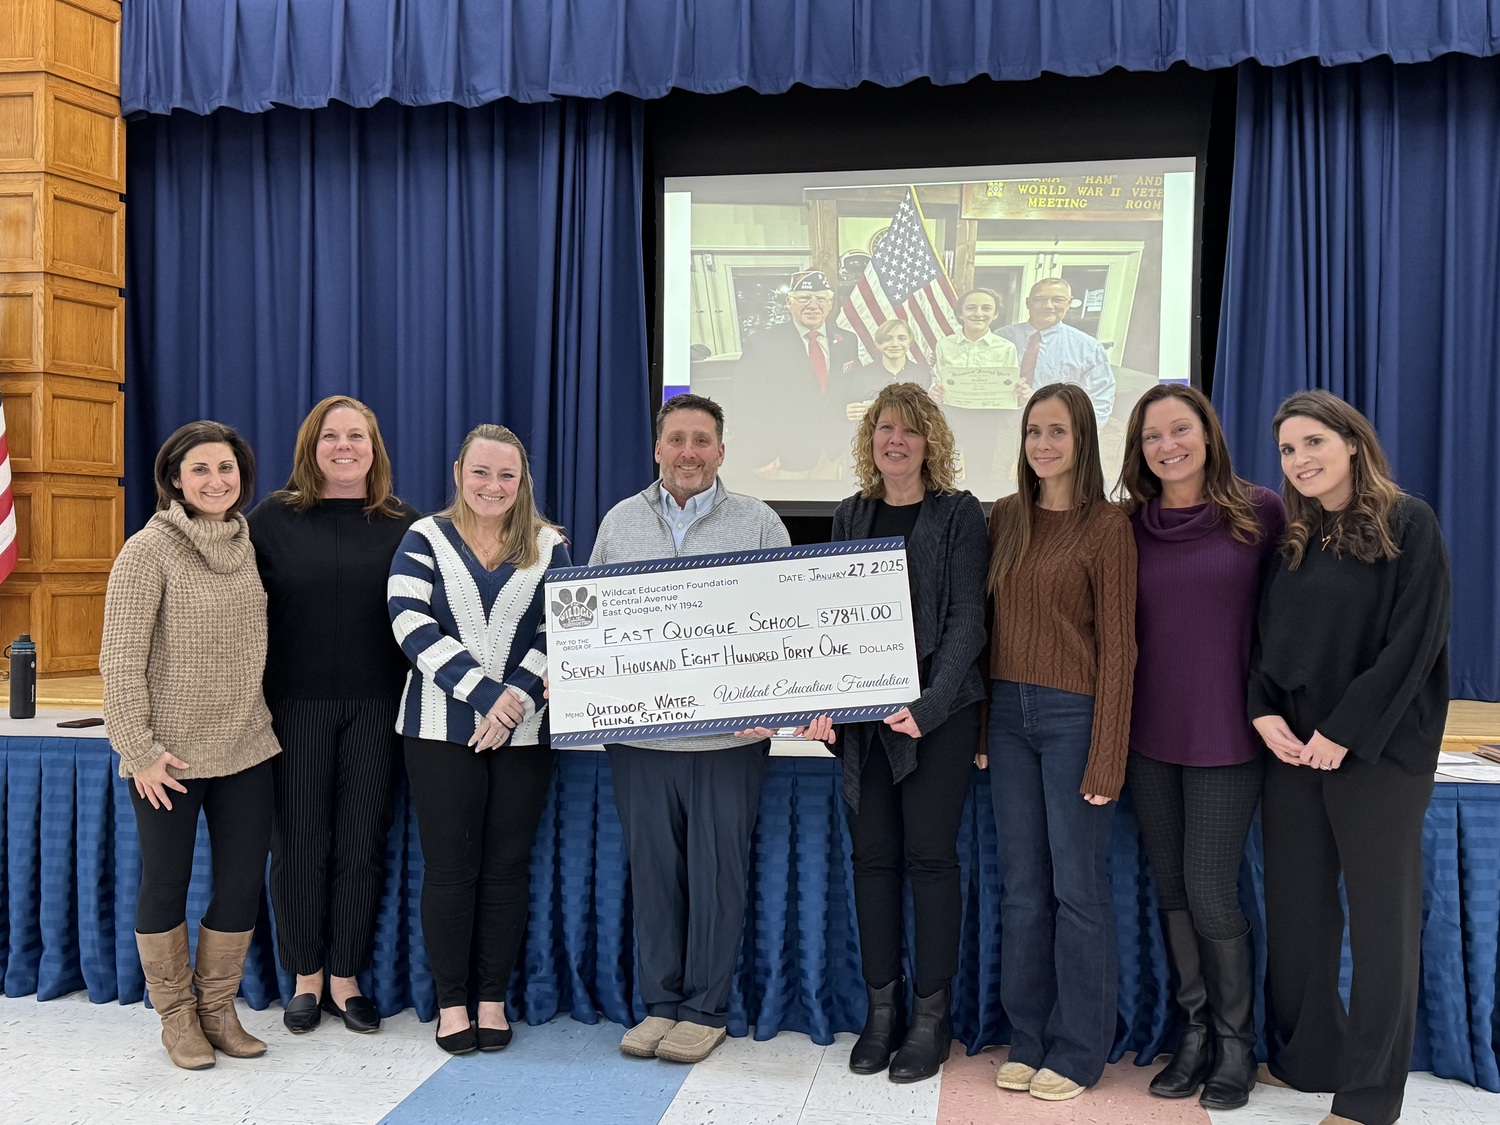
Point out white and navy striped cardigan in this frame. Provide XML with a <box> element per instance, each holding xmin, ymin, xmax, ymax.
<box><xmin>387</xmin><ymin>516</ymin><xmax>569</xmax><ymax>746</ymax></box>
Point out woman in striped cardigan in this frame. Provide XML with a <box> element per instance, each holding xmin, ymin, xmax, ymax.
<box><xmin>387</xmin><ymin>424</ymin><xmax>569</xmax><ymax>1056</ymax></box>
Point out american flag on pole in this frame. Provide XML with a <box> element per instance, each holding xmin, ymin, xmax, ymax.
<box><xmin>838</xmin><ymin>187</ymin><xmax>960</xmax><ymax>367</ymax></box>
<box><xmin>0</xmin><ymin>401</ymin><xmax>17</xmax><ymax>584</ymax></box>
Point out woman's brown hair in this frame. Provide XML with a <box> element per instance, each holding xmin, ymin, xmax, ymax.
<box><xmin>850</xmin><ymin>382</ymin><xmax>958</xmax><ymax>497</ymax></box>
<box><xmin>1272</xmin><ymin>390</ymin><xmax>1401</xmax><ymax>569</ymax></box>
<box><xmin>1118</xmin><ymin>383</ymin><xmax>1265</xmax><ymax>545</ymax></box>
<box><xmin>439</xmin><ymin>424</ymin><xmax>559</xmax><ymax>570</ymax></box>
<box><xmin>988</xmin><ymin>382</ymin><xmax>1105</xmax><ymax>592</ymax></box>
<box><xmin>154</xmin><ymin>420</ymin><xmax>256</xmax><ymax>517</ymax></box>
<box><xmin>274</xmin><ymin>395</ymin><xmax>405</xmax><ymax>517</ymax></box>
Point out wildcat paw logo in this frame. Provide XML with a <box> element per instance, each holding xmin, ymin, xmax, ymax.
<box><xmin>551</xmin><ymin>585</ymin><xmax>598</xmax><ymax>630</ymax></box>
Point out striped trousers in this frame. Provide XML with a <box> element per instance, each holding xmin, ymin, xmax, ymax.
<box><xmin>268</xmin><ymin>697</ymin><xmax>403</xmax><ymax>978</ymax></box>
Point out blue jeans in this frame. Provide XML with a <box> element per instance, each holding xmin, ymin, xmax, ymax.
<box><xmin>987</xmin><ymin>680</ymin><xmax>1118</xmax><ymax>1086</ymax></box>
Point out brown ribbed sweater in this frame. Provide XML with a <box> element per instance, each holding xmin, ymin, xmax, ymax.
<box><xmin>101</xmin><ymin>503</ymin><xmax>281</xmax><ymax>780</ymax></box>
<box><xmin>988</xmin><ymin>498</ymin><xmax>1138</xmax><ymax>799</ymax></box>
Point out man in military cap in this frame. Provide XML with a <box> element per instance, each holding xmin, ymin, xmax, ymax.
<box><xmin>734</xmin><ymin>269</ymin><xmax>861</xmax><ymax>479</ymax></box>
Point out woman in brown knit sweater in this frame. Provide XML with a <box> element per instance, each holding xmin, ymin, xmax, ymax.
<box><xmin>101</xmin><ymin>421</ymin><xmax>282</xmax><ymax>1070</ymax></box>
<box><xmin>981</xmin><ymin>382</ymin><xmax>1137</xmax><ymax>1102</ymax></box>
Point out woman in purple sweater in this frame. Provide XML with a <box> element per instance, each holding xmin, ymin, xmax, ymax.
<box><xmin>1118</xmin><ymin>385</ymin><xmax>1283</xmax><ymax>1111</ymax></box>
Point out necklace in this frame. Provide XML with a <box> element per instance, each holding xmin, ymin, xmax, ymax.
<box><xmin>1319</xmin><ymin>510</ymin><xmax>1343</xmax><ymax>551</ymax></box>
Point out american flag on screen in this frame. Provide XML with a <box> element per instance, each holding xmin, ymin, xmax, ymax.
<box><xmin>0</xmin><ymin>402</ymin><xmax>16</xmax><ymax>584</ymax></box>
<box><xmin>839</xmin><ymin>187</ymin><xmax>959</xmax><ymax>366</ymax></box>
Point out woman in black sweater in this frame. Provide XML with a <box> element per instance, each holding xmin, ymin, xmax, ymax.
<box><xmin>248</xmin><ymin>396</ymin><xmax>420</xmax><ymax>1034</ymax></box>
<box><xmin>779</xmin><ymin>381</ymin><xmax>988</xmax><ymax>1084</ymax></box>
<box><xmin>1248</xmin><ymin>390</ymin><xmax>1450</xmax><ymax>1125</ymax></box>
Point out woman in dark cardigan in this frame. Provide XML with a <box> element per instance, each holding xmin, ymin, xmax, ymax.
<box><xmin>782</xmin><ymin>381</ymin><xmax>988</xmax><ymax>1084</ymax></box>
<box><xmin>1250</xmin><ymin>390</ymin><xmax>1450</xmax><ymax>1125</ymax></box>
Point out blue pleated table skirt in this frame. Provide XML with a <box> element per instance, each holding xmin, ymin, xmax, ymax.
<box><xmin>2</xmin><ymin>738</ymin><xmax>1496</xmax><ymax>1090</ymax></box>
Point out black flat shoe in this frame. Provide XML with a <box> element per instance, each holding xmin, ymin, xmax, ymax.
<box><xmin>477</xmin><ymin>1025</ymin><xmax>513</xmax><ymax>1052</ymax></box>
<box><xmin>323</xmin><ymin>993</ymin><xmax>381</xmax><ymax>1033</ymax></box>
<box><xmin>283</xmin><ymin>992</ymin><xmax>322</xmax><ymax>1034</ymax></box>
<box><xmin>436</xmin><ymin>1020</ymin><xmax>478</xmax><ymax>1056</ymax></box>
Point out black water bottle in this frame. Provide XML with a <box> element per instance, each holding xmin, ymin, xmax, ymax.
<box><xmin>7</xmin><ymin>634</ymin><xmax>37</xmax><ymax>719</ymax></box>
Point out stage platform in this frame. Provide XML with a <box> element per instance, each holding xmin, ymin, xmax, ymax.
<box><xmin>22</xmin><ymin>675</ymin><xmax>1500</xmax><ymax>751</ymax></box>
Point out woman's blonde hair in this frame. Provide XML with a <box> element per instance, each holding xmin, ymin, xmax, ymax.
<box><xmin>274</xmin><ymin>395</ymin><xmax>405</xmax><ymax>517</ymax></box>
<box><xmin>439</xmin><ymin>424</ymin><xmax>559</xmax><ymax>569</ymax></box>
<box><xmin>987</xmin><ymin>383</ymin><xmax>1106</xmax><ymax>592</ymax></box>
<box><xmin>851</xmin><ymin>382</ymin><xmax>958</xmax><ymax>498</ymax></box>
<box><xmin>1271</xmin><ymin>390</ymin><xmax>1401</xmax><ymax>569</ymax></box>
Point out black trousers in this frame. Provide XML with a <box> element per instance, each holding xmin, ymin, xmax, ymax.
<box><xmin>607</xmin><ymin>741</ymin><xmax>769</xmax><ymax>1029</ymax></box>
<box><xmin>846</xmin><ymin>703</ymin><xmax>979</xmax><ymax>996</ymax></box>
<box><xmin>1262</xmin><ymin>754</ymin><xmax>1435</xmax><ymax>1125</ymax></box>
<box><xmin>1125</xmin><ymin>750</ymin><xmax>1263</xmax><ymax>940</ymax></box>
<box><xmin>130</xmin><ymin>759</ymin><xmax>274</xmax><ymax>935</ymax></box>
<box><xmin>404</xmin><ymin>736</ymin><xmax>556</xmax><ymax>1009</ymax></box>
<box><xmin>268</xmin><ymin>698</ymin><xmax>403</xmax><ymax>978</ymax></box>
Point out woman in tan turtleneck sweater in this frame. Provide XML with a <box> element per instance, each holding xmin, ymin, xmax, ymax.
<box><xmin>101</xmin><ymin>420</ymin><xmax>281</xmax><ymax>1071</ymax></box>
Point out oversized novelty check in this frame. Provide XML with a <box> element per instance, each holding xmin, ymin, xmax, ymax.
<box><xmin>544</xmin><ymin>538</ymin><xmax>920</xmax><ymax>746</ymax></box>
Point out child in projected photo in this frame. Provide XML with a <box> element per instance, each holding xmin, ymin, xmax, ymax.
<box><xmin>846</xmin><ymin>318</ymin><xmax>933</xmax><ymax>421</ymax></box>
<box><xmin>928</xmin><ymin>287</ymin><xmax>1022</xmax><ymax>499</ymax></box>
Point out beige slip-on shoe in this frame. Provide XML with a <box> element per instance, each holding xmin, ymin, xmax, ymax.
<box><xmin>655</xmin><ymin>1020</ymin><xmax>727</xmax><ymax>1063</ymax></box>
<box><xmin>996</xmin><ymin>1060</ymin><xmax>1037</xmax><ymax>1090</ymax></box>
<box><xmin>620</xmin><ymin>1016</ymin><xmax>677</xmax><ymax>1057</ymax></box>
<box><xmin>1029</xmin><ymin>1066</ymin><xmax>1086</xmax><ymax>1101</ymax></box>
<box><xmin>1318</xmin><ymin>1116</ymin><xmax>1364</xmax><ymax>1124</ymax></box>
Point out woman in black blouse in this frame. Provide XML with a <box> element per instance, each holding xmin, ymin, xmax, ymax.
<box><xmin>776</xmin><ymin>381</ymin><xmax>988</xmax><ymax>1083</ymax></box>
<box><xmin>1248</xmin><ymin>390</ymin><xmax>1450</xmax><ymax>1125</ymax></box>
<box><xmin>249</xmin><ymin>396</ymin><xmax>420</xmax><ymax>1034</ymax></box>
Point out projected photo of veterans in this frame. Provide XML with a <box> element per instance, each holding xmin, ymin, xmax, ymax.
<box><xmin>735</xmin><ymin>269</ymin><xmax>859</xmax><ymax>479</ymax></box>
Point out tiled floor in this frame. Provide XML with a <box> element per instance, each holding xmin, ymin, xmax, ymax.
<box><xmin>3</xmin><ymin>992</ymin><xmax>1497</xmax><ymax>1124</ymax></box>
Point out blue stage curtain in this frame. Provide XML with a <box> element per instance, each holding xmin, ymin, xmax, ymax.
<box><xmin>124</xmin><ymin>96</ymin><xmax>652</xmax><ymax>561</ymax></box>
<box><xmin>5</xmin><ymin>739</ymin><xmax>1497</xmax><ymax>1090</ymax></box>
<box><xmin>1213</xmin><ymin>55</ymin><xmax>1500</xmax><ymax>700</ymax></box>
<box><xmin>120</xmin><ymin>0</ymin><xmax>1500</xmax><ymax>117</ymax></box>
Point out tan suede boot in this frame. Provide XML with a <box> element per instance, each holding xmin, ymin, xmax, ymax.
<box><xmin>137</xmin><ymin>925</ymin><xmax>216</xmax><ymax>1069</ymax></box>
<box><xmin>193</xmin><ymin>925</ymin><xmax>267</xmax><ymax>1058</ymax></box>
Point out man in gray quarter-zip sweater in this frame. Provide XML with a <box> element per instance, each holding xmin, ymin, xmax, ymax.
<box><xmin>590</xmin><ymin>394</ymin><xmax>790</xmax><ymax>1064</ymax></box>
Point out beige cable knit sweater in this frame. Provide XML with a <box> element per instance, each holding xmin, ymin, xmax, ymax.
<box><xmin>101</xmin><ymin>502</ymin><xmax>281</xmax><ymax>780</ymax></box>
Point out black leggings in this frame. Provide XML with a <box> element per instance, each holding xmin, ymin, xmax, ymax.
<box><xmin>130</xmin><ymin>760</ymin><xmax>275</xmax><ymax>935</ymax></box>
<box><xmin>846</xmin><ymin>703</ymin><xmax>979</xmax><ymax>997</ymax></box>
<box><xmin>1125</xmin><ymin>751</ymin><xmax>1263</xmax><ymax>940</ymax></box>
<box><xmin>404</xmin><ymin>737</ymin><xmax>557</xmax><ymax>1010</ymax></box>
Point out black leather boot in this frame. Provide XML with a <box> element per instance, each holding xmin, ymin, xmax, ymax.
<box><xmin>888</xmin><ymin>985</ymin><xmax>951</xmax><ymax>1083</ymax></box>
<box><xmin>858</xmin><ymin>984</ymin><xmax>900</xmax><ymax>1080</ymax></box>
<box><xmin>849</xmin><ymin>980</ymin><xmax>905</xmax><ymax>1075</ymax></box>
<box><xmin>1150</xmin><ymin>910</ymin><xmax>1213</xmax><ymax>1098</ymax></box>
<box><xmin>1199</xmin><ymin>928</ymin><xmax>1257</xmax><ymax>1110</ymax></box>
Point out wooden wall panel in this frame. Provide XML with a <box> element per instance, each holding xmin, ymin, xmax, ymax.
<box><xmin>0</xmin><ymin>371</ymin><xmax>40</xmax><ymax>468</ymax></box>
<box><xmin>8</xmin><ymin>472</ymin><xmax>123</xmax><ymax>572</ymax></box>
<box><xmin>0</xmin><ymin>575</ymin><xmax>41</xmax><ymax>653</ymax></box>
<box><xmin>0</xmin><ymin>73</ymin><xmax>123</xmax><ymax>190</ymax></box>
<box><xmin>0</xmin><ymin>0</ymin><xmax>121</xmax><ymax>96</ymax></box>
<box><xmin>0</xmin><ymin>274</ymin><xmax>43</xmax><ymax>369</ymax></box>
<box><xmin>45</xmin><ymin>175</ymin><xmax>121</xmax><ymax>282</ymax></box>
<box><xmin>0</xmin><ymin>79</ymin><xmax>43</xmax><ymax>169</ymax></box>
<box><xmin>0</xmin><ymin>173</ymin><xmax>122</xmax><ymax>283</ymax></box>
<box><xmin>9</xmin><ymin>476</ymin><xmax>39</xmax><ymax>568</ymax></box>
<box><xmin>45</xmin><ymin>575</ymin><xmax>107</xmax><ymax>670</ymax></box>
<box><xmin>0</xmin><ymin>371</ymin><xmax>121</xmax><ymax>473</ymax></box>
<box><xmin>0</xmin><ymin>273</ymin><xmax>122</xmax><ymax>377</ymax></box>
<box><xmin>0</xmin><ymin>175</ymin><xmax>41</xmax><ymax>266</ymax></box>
